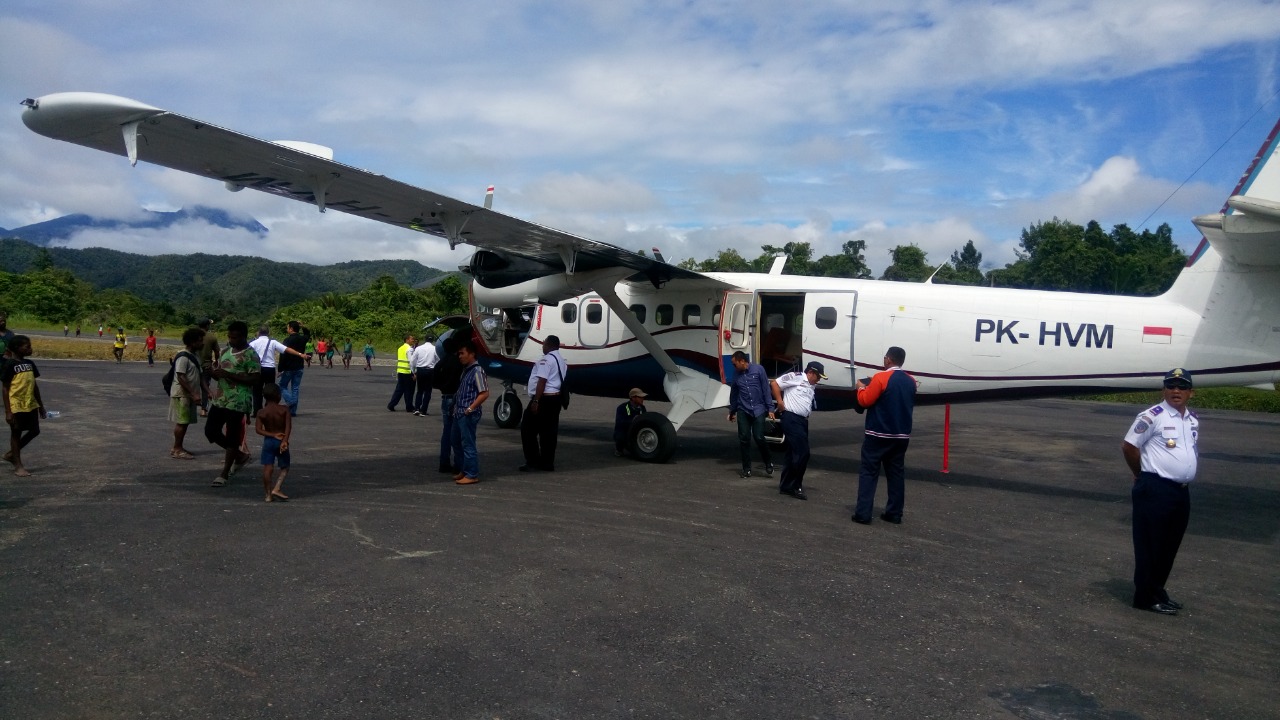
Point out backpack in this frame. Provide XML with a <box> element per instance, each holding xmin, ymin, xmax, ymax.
<box><xmin>162</xmin><ymin>351</ymin><xmax>199</xmax><ymax>395</ymax></box>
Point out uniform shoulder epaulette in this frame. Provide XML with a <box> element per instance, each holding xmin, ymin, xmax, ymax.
<box><xmin>1188</xmin><ymin>409</ymin><xmax>1198</xmax><ymax>419</ymax></box>
<box><xmin>1148</xmin><ymin>405</ymin><xmax>1164</xmax><ymax>416</ymax></box>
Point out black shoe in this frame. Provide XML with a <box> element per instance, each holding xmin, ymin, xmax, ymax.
<box><xmin>765</xmin><ymin>464</ymin><xmax>775</xmax><ymax>476</ymax></box>
<box><xmin>1137</xmin><ymin>602</ymin><xmax>1179</xmax><ymax>616</ymax></box>
<box><xmin>852</xmin><ymin>515</ymin><xmax>872</xmax><ymax>525</ymax></box>
<box><xmin>879</xmin><ymin>513</ymin><xmax>902</xmax><ymax>524</ymax></box>
<box><xmin>739</xmin><ymin>469</ymin><xmax>752</xmax><ymax>478</ymax></box>
<box><xmin>780</xmin><ymin>488</ymin><xmax>807</xmax><ymax>500</ymax></box>
<box><xmin>1160</xmin><ymin>597</ymin><xmax>1184</xmax><ymax>610</ymax></box>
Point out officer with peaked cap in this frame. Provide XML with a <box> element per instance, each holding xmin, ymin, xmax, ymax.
<box><xmin>1122</xmin><ymin>368</ymin><xmax>1199</xmax><ymax>615</ymax></box>
<box><xmin>769</xmin><ymin>361</ymin><xmax>827</xmax><ymax>500</ymax></box>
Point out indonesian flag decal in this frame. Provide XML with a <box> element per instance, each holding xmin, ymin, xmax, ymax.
<box><xmin>1142</xmin><ymin>326</ymin><xmax>1173</xmax><ymax>344</ymax></box>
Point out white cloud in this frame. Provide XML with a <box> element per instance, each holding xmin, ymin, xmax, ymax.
<box><xmin>3</xmin><ymin>0</ymin><xmax>1279</xmax><ymax>279</ymax></box>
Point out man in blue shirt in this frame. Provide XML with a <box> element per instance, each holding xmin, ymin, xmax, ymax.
<box><xmin>727</xmin><ymin>350</ymin><xmax>775</xmax><ymax>478</ymax></box>
<box><xmin>452</xmin><ymin>339</ymin><xmax>490</xmax><ymax>485</ymax></box>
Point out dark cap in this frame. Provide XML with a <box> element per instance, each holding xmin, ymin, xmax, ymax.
<box><xmin>1163</xmin><ymin>368</ymin><xmax>1193</xmax><ymax>388</ymax></box>
<box><xmin>804</xmin><ymin>361</ymin><xmax>827</xmax><ymax>379</ymax></box>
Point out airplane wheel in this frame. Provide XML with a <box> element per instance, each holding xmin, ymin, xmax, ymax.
<box><xmin>494</xmin><ymin>392</ymin><xmax>522</xmax><ymax>428</ymax></box>
<box><xmin>627</xmin><ymin>414</ymin><xmax>677</xmax><ymax>464</ymax></box>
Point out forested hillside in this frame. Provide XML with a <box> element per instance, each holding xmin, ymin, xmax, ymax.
<box><xmin>0</xmin><ymin>239</ymin><xmax>445</xmax><ymax>320</ymax></box>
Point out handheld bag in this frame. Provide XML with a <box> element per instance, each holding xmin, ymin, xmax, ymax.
<box><xmin>555</xmin><ymin>356</ymin><xmax>570</xmax><ymax>409</ymax></box>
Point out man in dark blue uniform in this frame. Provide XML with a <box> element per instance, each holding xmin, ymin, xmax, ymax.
<box><xmin>1122</xmin><ymin>368</ymin><xmax>1199</xmax><ymax>615</ymax></box>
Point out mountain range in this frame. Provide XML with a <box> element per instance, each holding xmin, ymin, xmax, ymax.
<box><xmin>2</xmin><ymin>205</ymin><xmax>267</xmax><ymax>245</ymax></box>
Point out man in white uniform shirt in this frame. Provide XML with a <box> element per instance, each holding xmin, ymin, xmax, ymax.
<box><xmin>1122</xmin><ymin>367</ymin><xmax>1199</xmax><ymax>616</ymax></box>
<box><xmin>411</xmin><ymin>335</ymin><xmax>440</xmax><ymax>416</ymax></box>
<box><xmin>519</xmin><ymin>335</ymin><xmax>567</xmax><ymax>472</ymax></box>
<box><xmin>769</xmin><ymin>361</ymin><xmax>826</xmax><ymax>501</ymax></box>
<box><xmin>249</xmin><ymin>324</ymin><xmax>304</xmax><ymax>418</ymax></box>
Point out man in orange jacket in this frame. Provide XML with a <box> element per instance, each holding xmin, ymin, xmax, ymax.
<box><xmin>852</xmin><ymin>346</ymin><xmax>916</xmax><ymax>525</ymax></box>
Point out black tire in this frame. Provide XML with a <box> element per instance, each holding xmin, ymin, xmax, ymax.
<box><xmin>627</xmin><ymin>413</ymin><xmax>678</xmax><ymax>463</ymax></box>
<box><xmin>494</xmin><ymin>392</ymin><xmax>522</xmax><ymax>429</ymax></box>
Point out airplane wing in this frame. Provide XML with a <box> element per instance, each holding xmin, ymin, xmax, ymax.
<box><xmin>21</xmin><ymin>92</ymin><xmax>731</xmax><ymax>290</ymax></box>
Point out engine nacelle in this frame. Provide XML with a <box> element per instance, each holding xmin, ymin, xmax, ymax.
<box><xmin>468</xmin><ymin>250</ymin><xmax>560</xmax><ymax>289</ymax></box>
<box><xmin>472</xmin><ymin>266</ymin><xmax>635</xmax><ymax>307</ymax></box>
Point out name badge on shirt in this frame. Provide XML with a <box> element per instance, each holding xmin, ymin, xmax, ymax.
<box><xmin>1161</xmin><ymin>427</ymin><xmax>1177</xmax><ymax>448</ymax></box>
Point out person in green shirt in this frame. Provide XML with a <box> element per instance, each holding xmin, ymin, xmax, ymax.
<box><xmin>342</xmin><ymin>338</ymin><xmax>354</xmax><ymax>370</ymax></box>
<box><xmin>363</xmin><ymin>341</ymin><xmax>375</xmax><ymax>371</ymax></box>
<box><xmin>205</xmin><ymin>320</ymin><xmax>261</xmax><ymax>487</ymax></box>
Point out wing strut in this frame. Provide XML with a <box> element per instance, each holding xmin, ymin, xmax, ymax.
<box><xmin>593</xmin><ymin>284</ymin><xmax>679</xmax><ymax>375</ymax></box>
<box><xmin>593</xmin><ymin>282</ymin><xmax>730</xmax><ymax>432</ymax></box>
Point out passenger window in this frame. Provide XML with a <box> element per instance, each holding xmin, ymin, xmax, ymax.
<box><xmin>656</xmin><ymin>304</ymin><xmax>674</xmax><ymax>326</ymax></box>
<box><xmin>629</xmin><ymin>304</ymin><xmax>647</xmax><ymax>325</ymax></box>
<box><xmin>712</xmin><ymin>304</ymin><xmax>722</xmax><ymax>326</ymax></box>
<box><xmin>586</xmin><ymin>303</ymin><xmax>603</xmax><ymax>324</ymax></box>
<box><xmin>562</xmin><ymin>304</ymin><xmax>577</xmax><ymax>323</ymax></box>
<box><xmin>682</xmin><ymin>304</ymin><xmax>701</xmax><ymax>325</ymax></box>
<box><xmin>815</xmin><ymin>306</ymin><xmax>837</xmax><ymax>330</ymax></box>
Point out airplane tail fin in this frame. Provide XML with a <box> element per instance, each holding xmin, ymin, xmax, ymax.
<box><xmin>1165</xmin><ymin>115</ymin><xmax>1280</xmax><ymax>307</ymax></box>
<box><xmin>1162</xmin><ymin>115</ymin><xmax>1280</xmax><ymax>386</ymax></box>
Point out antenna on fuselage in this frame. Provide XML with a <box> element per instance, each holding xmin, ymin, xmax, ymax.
<box><xmin>925</xmin><ymin>263</ymin><xmax>947</xmax><ymax>284</ymax></box>
<box><xmin>768</xmin><ymin>253</ymin><xmax>787</xmax><ymax>275</ymax></box>
<box><xmin>651</xmin><ymin>247</ymin><xmax>667</xmax><ymax>263</ymax></box>
<box><xmin>484</xmin><ymin>185</ymin><xmax>494</xmax><ymax>210</ymax></box>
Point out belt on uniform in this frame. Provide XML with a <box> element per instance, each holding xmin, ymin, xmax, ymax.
<box><xmin>1139</xmin><ymin>471</ymin><xmax>1191</xmax><ymax>488</ymax></box>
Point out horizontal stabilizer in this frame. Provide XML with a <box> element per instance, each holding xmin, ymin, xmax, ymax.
<box><xmin>1192</xmin><ymin>195</ymin><xmax>1280</xmax><ymax>266</ymax></box>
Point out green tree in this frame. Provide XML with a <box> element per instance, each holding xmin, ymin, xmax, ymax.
<box><xmin>945</xmin><ymin>240</ymin><xmax>984</xmax><ymax>285</ymax></box>
<box><xmin>813</xmin><ymin>239</ymin><xmax>873</xmax><ymax>279</ymax></box>
<box><xmin>881</xmin><ymin>244</ymin><xmax>931</xmax><ymax>282</ymax></box>
<box><xmin>755</xmin><ymin>242</ymin><xmax>814</xmax><ymax>275</ymax></box>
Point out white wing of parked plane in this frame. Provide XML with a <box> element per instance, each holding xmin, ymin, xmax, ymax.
<box><xmin>20</xmin><ymin>92</ymin><xmax>730</xmax><ymax>292</ymax></box>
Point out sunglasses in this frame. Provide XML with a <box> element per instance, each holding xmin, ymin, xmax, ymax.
<box><xmin>1163</xmin><ymin>382</ymin><xmax>1192</xmax><ymax>390</ymax></box>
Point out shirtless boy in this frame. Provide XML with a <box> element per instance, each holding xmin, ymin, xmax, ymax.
<box><xmin>255</xmin><ymin>383</ymin><xmax>293</xmax><ymax>502</ymax></box>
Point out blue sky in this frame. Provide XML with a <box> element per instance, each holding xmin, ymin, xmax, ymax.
<box><xmin>2</xmin><ymin>1</ymin><xmax>1278</xmax><ymax>275</ymax></box>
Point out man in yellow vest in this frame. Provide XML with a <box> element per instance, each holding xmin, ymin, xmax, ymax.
<box><xmin>387</xmin><ymin>334</ymin><xmax>416</xmax><ymax>413</ymax></box>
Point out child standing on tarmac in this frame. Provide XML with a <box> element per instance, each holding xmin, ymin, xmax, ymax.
<box><xmin>2</xmin><ymin>336</ymin><xmax>45</xmax><ymax>477</ymax></box>
<box><xmin>363</xmin><ymin>340</ymin><xmax>375</xmax><ymax>370</ymax></box>
<box><xmin>255</xmin><ymin>383</ymin><xmax>292</xmax><ymax>502</ymax></box>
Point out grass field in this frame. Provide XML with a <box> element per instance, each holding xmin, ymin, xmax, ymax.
<box><xmin>24</xmin><ymin>336</ymin><xmax>174</xmax><ymax>363</ymax></box>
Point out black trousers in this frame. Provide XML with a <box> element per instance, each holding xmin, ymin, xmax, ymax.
<box><xmin>204</xmin><ymin>405</ymin><xmax>246</xmax><ymax>450</ymax></box>
<box><xmin>855</xmin><ymin>434</ymin><xmax>910</xmax><ymax>520</ymax></box>
<box><xmin>252</xmin><ymin>366</ymin><xmax>277</xmax><ymax>416</ymax></box>
<box><xmin>1131</xmin><ymin>472</ymin><xmax>1191</xmax><ymax>607</ymax></box>
<box><xmin>778</xmin><ymin>412</ymin><xmax>810</xmax><ymax>493</ymax></box>
<box><xmin>521</xmin><ymin>397</ymin><xmax>563</xmax><ymax>470</ymax></box>
<box><xmin>388</xmin><ymin>373</ymin><xmax>415</xmax><ymax>411</ymax></box>
<box><xmin>414</xmin><ymin>368</ymin><xmax>434</xmax><ymax>413</ymax></box>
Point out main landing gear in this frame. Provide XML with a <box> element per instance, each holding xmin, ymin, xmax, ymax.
<box><xmin>493</xmin><ymin>387</ymin><xmax>523</xmax><ymax>429</ymax></box>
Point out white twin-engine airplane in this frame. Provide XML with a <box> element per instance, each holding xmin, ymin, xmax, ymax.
<box><xmin>21</xmin><ymin>93</ymin><xmax>1280</xmax><ymax>462</ymax></box>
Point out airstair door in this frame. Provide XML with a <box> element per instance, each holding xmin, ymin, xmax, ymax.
<box><xmin>719</xmin><ymin>291</ymin><xmax>755</xmax><ymax>382</ymax></box>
